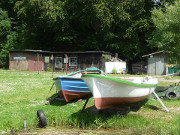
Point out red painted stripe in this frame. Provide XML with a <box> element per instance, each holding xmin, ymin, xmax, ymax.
<box><xmin>61</xmin><ymin>90</ymin><xmax>91</xmax><ymax>102</ymax></box>
<box><xmin>94</xmin><ymin>95</ymin><xmax>149</xmax><ymax>109</ymax></box>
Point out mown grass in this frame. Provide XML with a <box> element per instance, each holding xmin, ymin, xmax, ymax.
<box><xmin>0</xmin><ymin>70</ymin><xmax>180</xmax><ymax>134</ymax></box>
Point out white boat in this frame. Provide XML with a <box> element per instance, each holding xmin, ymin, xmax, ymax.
<box><xmin>81</xmin><ymin>74</ymin><xmax>158</xmax><ymax>110</ymax></box>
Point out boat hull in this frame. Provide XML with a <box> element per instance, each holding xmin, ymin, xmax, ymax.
<box><xmin>54</xmin><ymin>77</ymin><xmax>90</xmax><ymax>102</ymax></box>
<box><xmin>94</xmin><ymin>95</ymin><xmax>149</xmax><ymax>109</ymax></box>
<box><xmin>82</xmin><ymin>74</ymin><xmax>157</xmax><ymax>109</ymax></box>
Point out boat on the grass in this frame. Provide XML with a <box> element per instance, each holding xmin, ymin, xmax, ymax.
<box><xmin>81</xmin><ymin>74</ymin><xmax>158</xmax><ymax>110</ymax></box>
<box><xmin>53</xmin><ymin>67</ymin><xmax>104</xmax><ymax>102</ymax></box>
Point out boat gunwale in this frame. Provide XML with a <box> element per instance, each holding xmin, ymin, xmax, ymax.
<box><xmin>64</xmin><ymin>67</ymin><xmax>104</xmax><ymax>77</ymax></box>
<box><xmin>82</xmin><ymin>74</ymin><xmax>157</xmax><ymax>88</ymax></box>
<box><xmin>53</xmin><ymin>76</ymin><xmax>83</xmax><ymax>80</ymax></box>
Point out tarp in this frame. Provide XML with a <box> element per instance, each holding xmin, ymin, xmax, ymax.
<box><xmin>151</xmin><ymin>86</ymin><xmax>180</xmax><ymax>99</ymax></box>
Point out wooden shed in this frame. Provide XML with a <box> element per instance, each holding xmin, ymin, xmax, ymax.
<box><xmin>142</xmin><ymin>51</ymin><xmax>168</xmax><ymax>75</ymax></box>
<box><xmin>9</xmin><ymin>50</ymin><xmax>114</xmax><ymax>72</ymax></box>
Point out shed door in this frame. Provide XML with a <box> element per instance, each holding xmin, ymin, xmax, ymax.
<box><xmin>148</xmin><ymin>58</ymin><xmax>156</xmax><ymax>75</ymax></box>
<box><xmin>148</xmin><ymin>57</ymin><xmax>165</xmax><ymax>75</ymax></box>
<box><xmin>156</xmin><ymin>57</ymin><xmax>165</xmax><ymax>75</ymax></box>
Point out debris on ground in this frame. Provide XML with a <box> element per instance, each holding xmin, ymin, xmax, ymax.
<box><xmin>152</xmin><ymin>83</ymin><xmax>180</xmax><ymax>100</ymax></box>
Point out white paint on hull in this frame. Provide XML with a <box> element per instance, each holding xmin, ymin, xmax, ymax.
<box><xmin>82</xmin><ymin>77</ymin><xmax>157</xmax><ymax>98</ymax></box>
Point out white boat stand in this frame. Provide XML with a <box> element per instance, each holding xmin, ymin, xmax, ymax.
<box><xmin>152</xmin><ymin>90</ymin><xmax>169</xmax><ymax>112</ymax></box>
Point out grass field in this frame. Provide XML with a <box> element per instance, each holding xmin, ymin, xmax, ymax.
<box><xmin>0</xmin><ymin>69</ymin><xmax>180</xmax><ymax>134</ymax></box>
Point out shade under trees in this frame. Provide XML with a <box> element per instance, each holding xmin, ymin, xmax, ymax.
<box><xmin>0</xmin><ymin>0</ymin><xmax>176</xmax><ymax>68</ymax></box>
<box><xmin>13</xmin><ymin>0</ymin><xmax>155</xmax><ymax>60</ymax></box>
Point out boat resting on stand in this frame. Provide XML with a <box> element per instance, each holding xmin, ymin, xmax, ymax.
<box><xmin>53</xmin><ymin>67</ymin><xmax>104</xmax><ymax>102</ymax></box>
<box><xmin>81</xmin><ymin>74</ymin><xmax>158</xmax><ymax>110</ymax></box>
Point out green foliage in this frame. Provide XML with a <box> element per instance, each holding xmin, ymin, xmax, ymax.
<box><xmin>47</xmin><ymin>64</ymin><xmax>52</xmax><ymax>72</ymax></box>
<box><xmin>150</xmin><ymin>0</ymin><xmax>180</xmax><ymax>63</ymax></box>
<box><xmin>0</xmin><ymin>0</ymin><xmax>164</xmax><ymax>69</ymax></box>
<box><xmin>104</xmin><ymin>55</ymin><xmax>110</xmax><ymax>61</ymax></box>
<box><xmin>12</xmin><ymin>0</ymin><xmax>156</xmax><ymax>62</ymax></box>
<box><xmin>61</xmin><ymin>68</ymin><xmax>64</xmax><ymax>73</ymax></box>
<box><xmin>112</xmin><ymin>68</ymin><xmax>117</xmax><ymax>74</ymax></box>
<box><xmin>0</xmin><ymin>8</ymin><xmax>17</xmax><ymax>67</ymax></box>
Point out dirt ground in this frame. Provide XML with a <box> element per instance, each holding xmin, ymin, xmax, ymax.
<box><xmin>18</xmin><ymin>127</ymin><xmax>131</xmax><ymax>135</ymax></box>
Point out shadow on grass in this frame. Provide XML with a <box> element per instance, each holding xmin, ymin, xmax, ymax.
<box><xmin>70</xmin><ymin>107</ymin><xmax>149</xmax><ymax>129</ymax></box>
<box><xmin>46</xmin><ymin>93</ymin><xmax>90</xmax><ymax>107</ymax></box>
<box><xmin>69</xmin><ymin>99</ymin><xmax>149</xmax><ymax>128</ymax></box>
<box><xmin>46</xmin><ymin>93</ymin><xmax>67</xmax><ymax>106</ymax></box>
<box><xmin>70</xmin><ymin>108</ymin><xmax>116</xmax><ymax>128</ymax></box>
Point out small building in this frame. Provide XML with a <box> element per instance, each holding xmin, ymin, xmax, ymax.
<box><xmin>142</xmin><ymin>51</ymin><xmax>168</xmax><ymax>75</ymax></box>
<box><xmin>9</xmin><ymin>50</ymin><xmax>124</xmax><ymax>73</ymax></box>
<box><xmin>132</xmin><ymin>61</ymin><xmax>146</xmax><ymax>74</ymax></box>
<box><xmin>105</xmin><ymin>62</ymin><xmax>126</xmax><ymax>74</ymax></box>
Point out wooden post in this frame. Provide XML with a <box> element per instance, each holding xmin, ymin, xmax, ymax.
<box><xmin>65</xmin><ymin>54</ymin><xmax>68</xmax><ymax>75</ymax></box>
<box><xmin>9</xmin><ymin>53</ymin><xmax>11</xmax><ymax>73</ymax></box>
<box><xmin>51</xmin><ymin>54</ymin><xmax>54</xmax><ymax>78</ymax></box>
<box><xmin>24</xmin><ymin>118</ymin><xmax>27</xmax><ymax>131</ymax></box>
<box><xmin>37</xmin><ymin>53</ymin><xmax>39</xmax><ymax>74</ymax></box>
<box><xmin>19</xmin><ymin>56</ymin><xmax>21</xmax><ymax>74</ymax></box>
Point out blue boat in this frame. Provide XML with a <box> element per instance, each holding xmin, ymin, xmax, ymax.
<box><xmin>53</xmin><ymin>67</ymin><xmax>104</xmax><ymax>102</ymax></box>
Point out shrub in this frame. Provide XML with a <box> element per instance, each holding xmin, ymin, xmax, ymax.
<box><xmin>47</xmin><ymin>64</ymin><xmax>52</xmax><ymax>72</ymax></box>
<box><xmin>104</xmin><ymin>55</ymin><xmax>110</xmax><ymax>61</ymax></box>
<box><xmin>61</xmin><ymin>68</ymin><xmax>64</xmax><ymax>73</ymax></box>
<box><xmin>112</xmin><ymin>68</ymin><xmax>117</xmax><ymax>74</ymax></box>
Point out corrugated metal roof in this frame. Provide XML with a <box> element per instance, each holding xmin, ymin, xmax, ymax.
<box><xmin>142</xmin><ymin>51</ymin><xmax>164</xmax><ymax>57</ymax></box>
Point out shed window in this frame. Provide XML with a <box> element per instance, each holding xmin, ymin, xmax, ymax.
<box><xmin>45</xmin><ymin>56</ymin><xmax>49</xmax><ymax>63</ymax></box>
<box><xmin>55</xmin><ymin>57</ymin><xmax>62</xmax><ymax>68</ymax></box>
<box><xmin>69</xmin><ymin>57</ymin><xmax>77</xmax><ymax>66</ymax></box>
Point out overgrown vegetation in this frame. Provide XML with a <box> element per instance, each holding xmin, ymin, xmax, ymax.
<box><xmin>0</xmin><ymin>69</ymin><xmax>180</xmax><ymax>134</ymax></box>
<box><xmin>112</xmin><ymin>68</ymin><xmax>117</xmax><ymax>74</ymax></box>
<box><xmin>1</xmin><ymin>0</ymin><xmax>179</xmax><ymax>69</ymax></box>
<box><xmin>1</xmin><ymin>0</ymin><xmax>166</xmax><ymax>68</ymax></box>
<box><xmin>150</xmin><ymin>0</ymin><xmax>180</xmax><ymax>64</ymax></box>
<box><xmin>46</xmin><ymin>64</ymin><xmax>52</xmax><ymax>72</ymax></box>
<box><xmin>104</xmin><ymin>55</ymin><xmax>110</xmax><ymax>62</ymax></box>
<box><xmin>0</xmin><ymin>8</ymin><xmax>17</xmax><ymax>67</ymax></box>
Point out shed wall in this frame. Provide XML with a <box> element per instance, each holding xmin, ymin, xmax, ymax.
<box><xmin>51</xmin><ymin>53</ymin><xmax>104</xmax><ymax>72</ymax></box>
<box><xmin>105</xmin><ymin>62</ymin><xmax>126</xmax><ymax>73</ymax></box>
<box><xmin>9</xmin><ymin>51</ymin><xmax>108</xmax><ymax>72</ymax></box>
<box><xmin>9</xmin><ymin>52</ymin><xmax>43</xmax><ymax>71</ymax></box>
<box><xmin>147</xmin><ymin>55</ymin><xmax>166</xmax><ymax>75</ymax></box>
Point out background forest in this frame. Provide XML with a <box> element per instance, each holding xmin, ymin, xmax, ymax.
<box><xmin>0</xmin><ymin>0</ymin><xmax>179</xmax><ymax>69</ymax></box>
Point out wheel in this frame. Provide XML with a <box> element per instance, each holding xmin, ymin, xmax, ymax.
<box><xmin>165</xmin><ymin>91</ymin><xmax>177</xmax><ymax>100</ymax></box>
<box><xmin>37</xmin><ymin>110</ymin><xmax>47</xmax><ymax>127</ymax></box>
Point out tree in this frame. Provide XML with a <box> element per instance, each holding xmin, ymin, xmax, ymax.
<box><xmin>0</xmin><ymin>8</ymin><xmax>17</xmax><ymax>67</ymax></box>
<box><xmin>13</xmin><ymin>0</ymin><xmax>156</xmax><ymax>65</ymax></box>
<box><xmin>150</xmin><ymin>0</ymin><xmax>180</xmax><ymax>63</ymax></box>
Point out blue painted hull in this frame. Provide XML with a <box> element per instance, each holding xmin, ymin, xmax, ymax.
<box><xmin>53</xmin><ymin>77</ymin><xmax>90</xmax><ymax>102</ymax></box>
